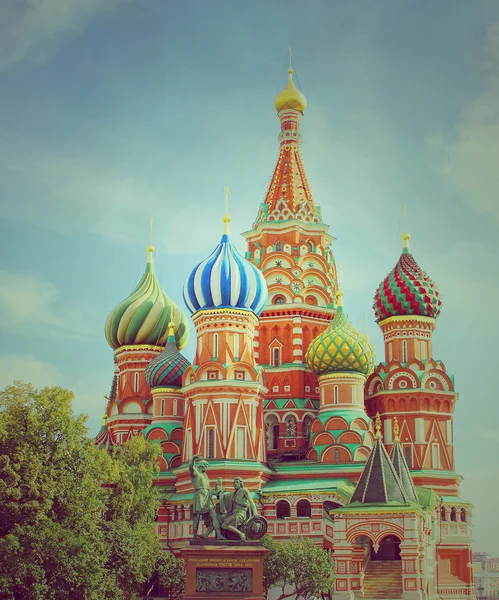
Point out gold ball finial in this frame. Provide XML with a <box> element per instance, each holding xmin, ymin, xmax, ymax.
<box><xmin>375</xmin><ymin>412</ymin><xmax>382</xmax><ymax>439</ymax></box>
<box><xmin>274</xmin><ymin>67</ymin><xmax>307</xmax><ymax>113</ymax></box>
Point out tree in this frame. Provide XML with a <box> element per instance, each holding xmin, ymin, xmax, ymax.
<box><xmin>145</xmin><ymin>551</ymin><xmax>185</xmax><ymax>600</ymax></box>
<box><xmin>0</xmin><ymin>382</ymin><xmax>162</xmax><ymax>600</ymax></box>
<box><xmin>261</xmin><ymin>535</ymin><xmax>334</xmax><ymax>600</ymax></box>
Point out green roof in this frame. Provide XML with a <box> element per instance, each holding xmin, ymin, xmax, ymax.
<box><xmin>261</xmin><ymin>477</ymin><xmax>356</xmax><ymax>500</ymax></box>
<box><xmin>440</xmin><ymin>495</ymin><xmax>473</xmax><ymax>506</ymax></box>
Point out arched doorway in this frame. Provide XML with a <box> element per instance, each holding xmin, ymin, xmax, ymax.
<box><xmin>371</xmin><ymin>535</ymin><xmax>401</xmax><ymax>561</ymax></box>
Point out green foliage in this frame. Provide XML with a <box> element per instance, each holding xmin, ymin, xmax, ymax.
<box><xmin>0</xmin><ymin>382</ymin><xmax>163</xmax><ymax>600</ymax></box>
<box><xmin>145</xmin><ymin>551</ymin><xmax>185</xmax><ymax>600</ymax></box>
<box><xmin>261</xmin><ymin>535</ymin><xmax>334</xmax><ymax>600</ymax></box>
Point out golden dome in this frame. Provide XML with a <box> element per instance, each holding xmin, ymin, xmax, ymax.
<box><xmin>275</xmin><ymin>69</ymin><xmax>307</xmax><ymax>113</ymax></box>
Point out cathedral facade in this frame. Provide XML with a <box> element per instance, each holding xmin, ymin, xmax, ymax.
<box><xmin>97</xmin><ymin>68</ymin><xmax>474</xmax><ymax>600</ymax></box>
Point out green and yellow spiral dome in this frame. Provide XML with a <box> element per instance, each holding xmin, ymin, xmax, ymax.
<box><xmin>105</xmin><ymin>246</ymin><xmax>189</xmax><ymax>350</ymax></box>
<box><xmin>306</xmin><ymin>293</ymin><xmax>376</xmax><ymax>377</ymax></box>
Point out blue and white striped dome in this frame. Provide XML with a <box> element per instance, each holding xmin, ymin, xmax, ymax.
<box><xmin>183</xmin><ymin>234</ymin><xmax>268</xmax><ymax>316</ymax></box>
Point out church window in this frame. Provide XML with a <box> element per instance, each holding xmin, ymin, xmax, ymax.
<box><xmin>276</xmin><ymin>500</ymin><xmax>290</xmax><ymax>519</ymax></box>
<box><xmin>402</xmin><ymin>340</ymin><xmax>408</xmax><ymax>362</ymax></box>
<box><xmin>207</xmin><ymin>429</ymin><xmax>215</xmax><ymax>459</ymax></box>
<box><xmin>307</xmin><ymin>241</ymin><xmax>314</xmax><ymax>252</ymax></box>
<box><xmin>254</xmin><ymin>248</ymin><xmax>261</xmax><ymax>260</ymax></box>
<box><xmin>460</xmin><ymin>508</ymin><xmax>467</xmax><ymax>522</ymax></box>
<box><xmin>421</xmin><ymin>340</ymin><xmax>427</xmax><ymax>360</ymax></box>
<box><xmin>333</xmin><ymin>449</ymin><xmax>340</xmax><ymax>463</ymax></box>
<box><xmin>334</xmin><ymin>386</ymin><xmax>339</xmax><ymax>404</ymax></box>
<box><xmin>160</xmin><ymin>398</ymin><xmax>166</xmax><ymax>416</ymax></box>
<box><xmin>233</xmin><ymin>333</ymin><xmax>239</xmax><ymax>359</ymax></box>
<box><xmin>389</xmin><ymin>343</ymin><xmax>393</xmax><ymax>361</ymax></box>
<box><xmin>273</xmin><ymin>347</ymin><xmax>280</xmax><ymax>367</ymax></box>
<box><xmin>213</xmin><ymin>333</ymin><xmax>218</xmax><ymax>358</ymax></box>
<box><xmin>173</xmin><ymin>398</ymin><xmax>178</xmax><ymax>416</ymax></box>
<box><xmin>441</xmin><ymin>506</ymin><xmax>446</xmax><ymax>521</ymax></box>
<box><xmin>133</xmin><ymin>372</ymin><xmax>139</xmax><ymax>393</ymax></box>
<box><xmin>450</xmin><ymin>507</ymin><xmax>457</xmax><ymax>522</ymax></box>
<box><xmin>173</xmin><ymin>506</ymin><xmax>178</xmax><ymax>521</ymax></box>
<box><xmin>275</xmin><ymin>241</ymin><xmax>282</xmax><ymax>251</ymax></box>
<box><xmin>236</xmin><ymin>427</ymin><xmax>246</xmax><ymax>458</ymax></box>
<box><xmin>273</xmin><ymin>295</ymin><xmax>285</xmax><ymax>305</ymax></box>
<box><xmin>284</xmin><ymin>385</ymin><xmax>290</xmax><ymax>392</ymax></box>
<box><xmin>297</xmin><ymin>499</ymin><xmax>311</xmax><ymax>518</ymax></box>
<box><xmin>432</xmin><ymin>443</ymin><xmax>440</xmax><ymax>469</ymax></box>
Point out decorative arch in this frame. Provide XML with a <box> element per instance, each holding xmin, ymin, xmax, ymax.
<box><xmin>276</xmin><ymin>500</ymin><xmax>290</xmax><ymax>519</ymax></box>
<box><xmin>121</xmin><ymin>400</ymin><xmax>142</xmax><ymax>414</ymax></box>
<box><xmin>321</xmin><ymin>445</ymin><xmax>352</xmax><ymax>463</ymax></box>
<box><xmin>146</xmin><ymin>428</ymin><xmax>168</xmax><ymax>441</ymax></box>
<box><xmin>311</xmin><ymin>431</ymin><xmax>335</xmax><ymax>446</ymax></box>
<box><xmin>324</xmin><ymin>416</ymin><xmax>349</xmax><ymax>431</ymax></box>
<box><xmin>337</xmin><ymin>430</ymin><xmax>363</xmax><ymax>444</ymax></box>
<box><xmin>297</xmin><ymin>499</ymin><xmax>312</xmax><ymax>518</ymax></box>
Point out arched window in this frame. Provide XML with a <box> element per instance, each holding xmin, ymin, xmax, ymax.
<box><xmin>173</xmin><ymin>506</ymin><xmax>178</xmax><ymax>521</ymax></box>
<box><xmin>297</xmin><ymin>499</ymin><xmax>311</xmax><ymax>518</ymax></box>
<box><xmin>233</xmin><ymin>333</ymin><xmax>239</xmax><ymax>359</ymax></box>
<box><xmin>402</xmin><ymin>340</ymin><xmax>408</xmax><ymax>363</ymax></box>
<box><xmin>441</xmin><ymin>506</ymin><xmax>446</xmax><ymax>521</ymax></box>
<box><xmin>420</xmin><ymin>340</ymin><xmax>427</xmax><ymax>360</ymax></box>
<box><xmin>303</xmin><ymin>416</ymin><xmax>312</xmax><ymax>447</ymax></box>
<box><xmin>308</xmin><ymin>241</ymin><xmax>314</xmax><ymax>252</ymax></box>
<box><xmin>213</xmin><ymin>333</ymin><xmax>219</xmax><ymax>358</ymax></box>
<box><xmin>273</xmin><ymin>295</ymin><xmax>285</xmax><ymax>305</ymax></box>
<box><xmin>450</xmin><ymin>507</ymin><xmax>457</xmax><ymax>522</ymax></box>
<box><xmin>334</xmin><ymin>449</ymin><xmax>340</xmax><ymax>463</ymax></box>
<box><xmin>275</xmin><ymin>241</ymin><xmax>282</xmax><ymax>251</ymax></box>
<box><xmin>305</xmin><ymin>295</ymin><xmax>318</xmax><ymax>305</ymax></box>
<box><xmin>460</xmin><ymin>508</ymin><xmax>467</xmax><ymax>523</ymax></box>
<box><xmin>207</xmin><ymin>429</ymin><xmax>214</xmax><ymax>459</ymax></box>
<box><xmin>265</xmin><ymin>415</ymin><xmax>279</xmax><ymax>451</ymax></box>
<box><xmin>273</xmin><ymin>347</ymin><xmax>280</xmax><ymax>367</ymax></box>
<box><xmin>133</xmin><ymin>372</ymin><xmax>139</xmax><ymax>393</ymax></box>
<box><xmin>276</xmin><ymin>500</ymin><xmax>290</xmax><ymax>519</ymax></box>
<box><xmin>334</xmin><ymin>386</ymin><xmax>339</xmax><ymax>405</ymax></box>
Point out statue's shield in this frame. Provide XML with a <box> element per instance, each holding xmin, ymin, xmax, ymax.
<box><xmin>244</xmin><ymin>516</ymin><xmax>268</xmax><ymax>540</ymax></box>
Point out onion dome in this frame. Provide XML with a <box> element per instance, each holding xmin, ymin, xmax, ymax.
<box><xmin>373</xmin><ymin>233</ymin><xmax>442</xmax><ymax>322</ymax></box>
<box><xmin>306</xmin><ymin>291</ymin><xmax>376</xmax><ymax>376</ymax></box>
<box><xmin>183</xmin><ymin>233</ymin><xmax>268</xmax><ymax>316</ymax></box>
<box><xmin>105</xmin><ymin>245</ymin><xmax>189</xmax><ymax>350</ymax></box>
<box><xmin>275</xmin><ymin>69</ymin><xmax>307</xmax><ymax>113</ymax></box>
<box><xmin>95</xmin><ymin>414</ymin><xmax>114</xmax><ymax>450</ymax></box>
<box><xmin>145</xmin><ymin>319</ymin><xmax>191</xmax><ymax>389</ymax></box>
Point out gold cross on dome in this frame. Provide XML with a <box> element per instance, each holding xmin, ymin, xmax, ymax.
<box><xmin>223</xmin><ymin>186</ymin><xmax>231</xmax><ymax>233</ymax></box>
<box><xmin>148</xmin><ymin>216</ymin><xmax>154</xmax><ymax>246</ymax></box>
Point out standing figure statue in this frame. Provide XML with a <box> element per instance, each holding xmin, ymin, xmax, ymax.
<box><xmin>188</xmin><ymin>453</ymin><xmax>223</xmax><ymax>539</ymax></box>
<box><xmin>218</xmin><ymin>477</ymin><xmax>258</xmax><ymax>540</ymax></box>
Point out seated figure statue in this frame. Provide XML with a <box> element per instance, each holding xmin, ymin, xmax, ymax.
<box><xmin>217</xmin><ymin>476</ymin><xmax>258</xmax><ymax>540</ymax></box>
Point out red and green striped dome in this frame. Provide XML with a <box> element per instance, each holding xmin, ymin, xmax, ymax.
<box><xmin>145</xmin><ymin>324</ymin><xmax>190</xmax><ymax>389</ymax></box>
<box><xmin>374</xmin><ymin>249</ymin><xmax>442</xmax><ymax>322</ymax></box>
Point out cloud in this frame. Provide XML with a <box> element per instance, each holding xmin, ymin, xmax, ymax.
<box><xmin>0</xmin><ymin>269</ymin><xmax>102</xmax><ymax>343</ymax></box>
<box><xmin>0</xmin><ymin>269</ymin><xmax>60</xmax><ymax>327</ymax></box>
<box><xmin>0</xmin><ymin>354</ymin><xmax>62</xmax><ymax>389</ymax></box>
<box><xmin>429</xmin><ymin>23</ymin><xmax>499</xmax><ymax>225</ymax></box>
<box><xmin>0</xmin><ymin>0</ymin><xmax>132</xmax><ymax>71</ymax></box>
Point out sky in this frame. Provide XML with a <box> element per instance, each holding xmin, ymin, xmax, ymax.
<box><xmin>0</xmin><ymin>0</ymin><xmax>498</xmax><ymax>553</ymax></box>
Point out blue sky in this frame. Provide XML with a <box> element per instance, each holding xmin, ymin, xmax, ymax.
<box><xmin>0</xmin><ymin>0</ymin><xmax>498</xmax><ymax>553</ymax></box>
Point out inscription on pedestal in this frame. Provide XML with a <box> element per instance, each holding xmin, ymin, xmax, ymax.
<box><xmin>195</xmin><ymin>568</ymin><xmax>252</xmax><ymax>593</ymax></box>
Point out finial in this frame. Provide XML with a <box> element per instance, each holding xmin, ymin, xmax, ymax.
<box><xmin>168</xmin><ymin>306</ymin><xmax>176</xmax><ymax>338</ymax></box>
<box><xmin>335</xmin><ymin>263</ymin><xmax>344</xmax><ymax>308</ymax></box>
<box><xmin>223</xmin><ymin>186</ymin><xmax>231</xmax><ymax>234</ymax></box>
<box><xmin>393</xmin><ymin>416</ymin><xmax>400</xmax><ymax>442</ymax></box>
<box><xmin>375</xmin><ymin>412</ymin><xmax>382</xmax><ymax>439</ymax></box>
<box><xmin>147</xmin><ymin>216</ymin><xmax>154</xmax><ymax>263</ymax></box>
<box><xmin>402</xmin><ymin>204</ymin><xmax>410</xmax><ymax>252</ymax></box>
<box><xmin>288</xmin><ymin>47</ymin><xmax>293</xmax><ymax>73</ymax></box>
<box><xmin>102</xmin><ymin>413</ymin><xmax>107</xmax><ymax>426</ymax></box>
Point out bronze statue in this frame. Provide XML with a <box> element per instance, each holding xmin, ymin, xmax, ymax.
<box><xmin>218</xmin><ymin>477</ymin><xmax>258</xmax><ymax>540</ymax></box>
<box><xmin>188</xmin><ymin>453</ymin><xmax>223</xmax><ymax>539</ymax></box>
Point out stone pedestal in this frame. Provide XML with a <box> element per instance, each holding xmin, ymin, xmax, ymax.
<box><xmin>181</xmin><ymin>541</ymin><xmax>269</xmax><ymax>600</ymax></box>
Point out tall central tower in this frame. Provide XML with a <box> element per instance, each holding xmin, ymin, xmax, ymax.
<box><xmin>243</xmin><ymin>68</ymin><xmax>338</xmax><ymax>459</ymax></box>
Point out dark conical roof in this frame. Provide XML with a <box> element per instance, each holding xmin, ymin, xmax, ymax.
<box><xmin>390</xmin><ymin>440</ymin><xmax>418</xmax><ymax>503</ymax></box>
<box><xmin>349</xmin><ymin>432</ymin><xmax>410</xmax><ymax>505</ymax></box>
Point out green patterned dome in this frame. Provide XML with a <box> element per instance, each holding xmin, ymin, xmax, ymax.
<box><xmin>105</xmin><ymin>247</ymin><xmax>189</xmax><ymax>350</ymax></box>
<box><xmin>306</xmin><ymin>296</ymin><xmax>376</xmax><ymax>376</ymax></box>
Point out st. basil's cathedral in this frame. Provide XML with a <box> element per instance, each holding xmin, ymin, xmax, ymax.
<box><xmin>96</xmin><ymin>67</ymin><xmax>474</xmax><ymax>600</ymax></box>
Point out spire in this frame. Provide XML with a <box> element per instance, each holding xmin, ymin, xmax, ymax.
<box><xmin>402</xmin><ymin>203</ymin><xmax>410</xmax><ymax>253</ymax></box>
<box><xmin>223</xmin><ymin>186</ymin><xmax>231</xmax><ymax>234</ymax></box>
<box><xmin>389</xmin><ymin>419</ymin><xmax>418</xmax><ymax>503</ymax></box>
<box><xmin>147</xmin><ymin>216</ymin><xmax>154</xmax><ymax>263</ymax></box>
<box><xmin>257</xmin><ymin>63</ymin><xmax>319</xmax><ymax>225</ymax></box>
<box><xmin>349</xmin><ymin>417</ymin><xmax>411</xmax><ymax>504</ymax></box>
